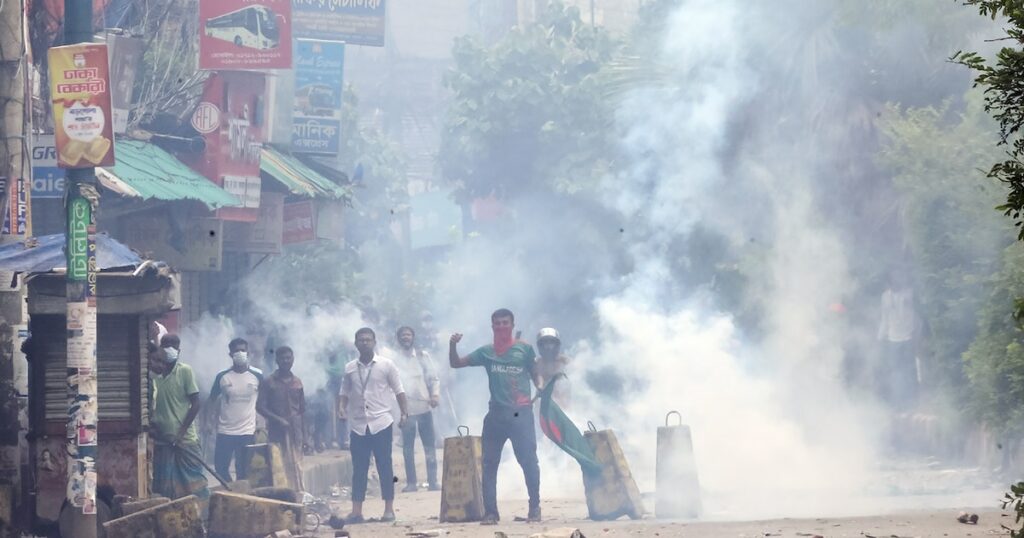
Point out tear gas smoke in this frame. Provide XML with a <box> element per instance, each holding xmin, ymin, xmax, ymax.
<box><xmin>172</xmin><ymin>0</ymin><xmax>1001</xmax><ymax>520</ymax></box>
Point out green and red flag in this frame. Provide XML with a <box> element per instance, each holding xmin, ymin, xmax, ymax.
<box><xmin>538</xmin><ymin>374</ymin><xmax>602</xmax><ymax>474</ymax></box>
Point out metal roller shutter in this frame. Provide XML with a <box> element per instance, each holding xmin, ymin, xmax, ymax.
<box><xmin>34</xmin><ymin>314</ymin><xmax>141</xmax><ymax>428</ymax></box>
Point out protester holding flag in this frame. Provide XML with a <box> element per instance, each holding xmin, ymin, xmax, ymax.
<box><xmin>449</xmin><ymin>308</ymin><xmax>543</xmax><ymax>525</ymax></box>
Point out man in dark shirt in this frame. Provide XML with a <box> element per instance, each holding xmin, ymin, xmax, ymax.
<box><xmin>449</xmin><ymin>308</ymin><xmax>542</xmax><ymax>524</ymax></box>
<box><xmin>257</xmin><ymin>346</ymin><xmax>306</xmax><ymax>491</ymax></box>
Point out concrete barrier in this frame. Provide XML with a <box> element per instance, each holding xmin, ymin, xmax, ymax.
<box><xmin>103</xmin><ymin>495</ymin><xmax>204</xmax><ymax>538</ymax></box>
<box><xmin>207</xmin><ymin>491</ymin><xmax>303</xmax><ymax>538</ymax></box>
<box><xmin>301</xmin><ymin>452</ymin><xmax>352</xmax><ymax>496</ymax></box>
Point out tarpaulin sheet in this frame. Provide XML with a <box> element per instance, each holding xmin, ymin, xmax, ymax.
<box><xmin>0</xmin><ymin>233</ymin><xmax>141</xmax><ymax>273</ymax></box>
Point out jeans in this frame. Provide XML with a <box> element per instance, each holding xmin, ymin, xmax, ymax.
<box><xmin>482</xmin><ymin>404</ymin><xmax>540</xmax><ymax>517</ymax></box>
<box><xmin>351</xmin><ymin>424</ymin><xmax>395</xmax><ymax>502</ymax></box>
<box><xmin>214</xmin><ymin>433</ymin><xmax>254</xmax><ymax>482</ymax></box>
<box><xmin>400</xmin><ymin>412</ymin><xmax>438</xmax><ymax>486</ymax></box>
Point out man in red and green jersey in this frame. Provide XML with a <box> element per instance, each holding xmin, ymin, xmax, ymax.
<box><xmin>450</xmin><ymin>308</ymin><xmax>543</xmax><ymax>525</ymax></box>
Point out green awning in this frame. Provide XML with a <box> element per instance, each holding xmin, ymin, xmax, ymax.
<box><xmin>96</xmin><ymin>140</ymin><xmax>241</xmax><ymax>209</ymax></box>
<box><xmin>260</xmin><ymin>147</ymin><xmax>351</xmax><ymax>200</ymax></box>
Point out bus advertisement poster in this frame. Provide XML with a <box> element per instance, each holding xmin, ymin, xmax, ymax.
<box><xmin>293</xmin><ymin>0</ymin><xmax>386</xmax><ymax>47</ymax></box>
<box><xmin>199</xmin><ymin>0</ymin><xmax>292</xmax><ymax>70</ymax></box>
<box><xmin>291</xmin><ymin>39</ymin><xmax>344</xmax><ymax>155</ymax></box>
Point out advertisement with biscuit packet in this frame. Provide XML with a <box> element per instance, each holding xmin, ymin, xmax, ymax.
<box><xmin>48</xmin><ymin>43</ymin><xmax>115</xmax><ymax>168</ymax></box>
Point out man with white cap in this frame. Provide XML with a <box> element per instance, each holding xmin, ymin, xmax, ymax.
<box><xmin>536</xmin><ymin>328</ymin><xmax>571</xmax><ymax>408</ymax></box>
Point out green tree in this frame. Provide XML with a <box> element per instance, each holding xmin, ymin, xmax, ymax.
<box><xmin>878</xmin><ymin>92</ymin><xmax>1011</xmax><ymax>389</ymax></box>
<box><xmin>954</xmin><ymin>1</ymin><xmax>1024</xmax><ymax>238</ymax></box>
<box><xmin>440</xmin><ymin>0</ymin><xmax>620</xmax><ymax>199</ymax></box>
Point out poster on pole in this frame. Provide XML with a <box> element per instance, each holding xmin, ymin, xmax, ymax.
<box><xmin>107</xmin><ymin>33</ymin><xmax>145</xmax><ymax>134</ymax></box>
<box><xmin>199</xmin><ymin>0</ymin><xmax>293</xmax><ymax>70</ymax></box>
<box><xmin>293</xmin><ymin>0</ymin><xmax>386</xmax><ymax>47</ymax></box>
<box><xmin>47</xmin><ymin>43</ymin><xmax>115</xmax><ymax>168</ymax></box>
<box><xmin>292</xmin><ymin>39</ymin><xmax>344</xmax><ymax>154</ymax></box>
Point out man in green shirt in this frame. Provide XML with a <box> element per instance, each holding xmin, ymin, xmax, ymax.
<box><xmin>450</xmin><ymin>308</ymin><xmax>542</xmax><ymax>524</ymax></box>
<box><xmin>150</xmin><ymin>335</ymin><xmax>209</xmax><ymax>500</ymax></box>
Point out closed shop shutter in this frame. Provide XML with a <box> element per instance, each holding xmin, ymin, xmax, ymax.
<box><xmin>33</xmin><ymin>314</ymin><xmax>142</xmax><ymax>430</ymax></box>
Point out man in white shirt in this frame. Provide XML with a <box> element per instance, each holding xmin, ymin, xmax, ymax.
<box><xmin>394</xmin><ymin>326</ymin><xmax>441</xmax><ymax>492</ymax></box>
<box><xmin>339</xmin><ymin>328</ymin><xmax>409</xmax><ymax>524</ymax></box>
<box><xmin>207</xmin><ymin>337</ymin><xmax>262</xmax><ymax>482</ymax></box>
<box><xmin>877</xmin><ymin>271</ymin><xmax>919</xmax><ymax>410</ymax></box>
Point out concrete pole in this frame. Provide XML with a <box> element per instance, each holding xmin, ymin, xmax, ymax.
<box><xmin>62</xmin><ymin>1</ymin><xmax>99</xmax><ymax>536</ymax></box>
<box><xmin>0</xmin><ymin>0</ymin><xmax>28</xmax><ymax>529</ymax></box>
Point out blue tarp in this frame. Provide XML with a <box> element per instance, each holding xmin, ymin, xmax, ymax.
<box><xmin>0</xmin><ymin>233</ymin><xmax>142</xmax><ymax>273</ymax></box>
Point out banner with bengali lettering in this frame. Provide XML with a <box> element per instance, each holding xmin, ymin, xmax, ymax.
<box><xmin>291</xmin><ymin>39</ymin><xmax>344</xmax><ymax>155</ymax></box>
<box><xmin>292</xmin><ymin>0</ymin><xmax>385</xmax><ymax>47</ymax></box>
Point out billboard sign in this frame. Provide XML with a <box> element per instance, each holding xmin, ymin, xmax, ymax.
<box><xmin>182</xmin><ymin>72</ymin><xmax>266</xmax><ymax>222</ymax></box>
<box><xmin>283</xmin><ymin>200</ymin><xmax>316</xmax><ymax>244</ymax></box>
<box><xmin>1</xmin><ymin>178</ymin><xmax>30</xmax><ymax>237</ymax></box>
<box><xmin>199</xmin><ymin>0</ymin><xmax>292</xmax><ymax>70</ymax></box>
<box><xmin>31</xmin><ymin>135</ymin><xmax>66</xmax><ymax>199</ymax></box>
<box><xmin>293</xmin><ymin>0</ymin><xmax>386</xmax><ymax>47</ymax></box>
<box><xmin>107</xmin><ymin>33</ymin><xmax>145</xmax><ymax>134</ymax></box>
<box><xmin>48</xmin><ymin>43</ymin><xmax>115</xmax><ymax>168</ymax></box>
<box><xmin>291</xmin><ymin>39</ymin><xmax>344</xmax><ymax>154</ymax></box>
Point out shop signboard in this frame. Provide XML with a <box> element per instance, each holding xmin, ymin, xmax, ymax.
<box><xmin>293</xmin><ymin>0</ymin><xmax>385</xmax><ymax>47</ymax></box>
<box><xmin>291</xmin><ymin>39</ymin><xmax>344</xmax><ymax>154</ymax></box>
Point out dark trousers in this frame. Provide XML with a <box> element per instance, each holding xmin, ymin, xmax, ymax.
<box><xmin>351</xmin><ymin>424</ymin><xmax>395</xmax><ymax>502</ymax></box>
<box><xmin>214</xmin><ymin>433</ymin><xmax>254</xmax><ymax>482</ymax></box>
<box><xmin>881</xmin><ymin>340</ymin><xmax>918</xmax><ymax>410</ymax></box>
<box><xmin>482</xmin><ymin>404</ymin><xmax>540</xmax><ymax>517</ymax></box>
<box><xmin>400</xmin><ymin>412</ymin><xmax>438</xmax><ymax>486</ymax></box>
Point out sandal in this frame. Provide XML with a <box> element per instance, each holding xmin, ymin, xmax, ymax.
<box><xmin>344</xmin><ymin>514</ymin><xmax>364</xmax><ymax>524</ymax></box>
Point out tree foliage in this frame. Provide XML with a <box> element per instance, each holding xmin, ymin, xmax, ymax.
<box><xmin>878</xmin><ymin>92</ymin><xmax>1012</xmax><ymax>389</ymax></box>
<box><xmin>954</xmin><ymin>0</ymin><xmax>1024</xmax><ymax>238</ymax></box>
<box><xmin>440</xmin><ymin>1</ymin><xmax>620</xmax><ymax>200</ymax></box>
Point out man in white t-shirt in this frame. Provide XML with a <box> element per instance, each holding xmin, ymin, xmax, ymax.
<box><xmin>207</xmin><ymin>337</ymin><xmax>263</xmax><ymax>481</ymax></box>
<box><xmin>877</xmin><ymin>271</ymin><xmax>919</xmax><ymax>410</ymax></box>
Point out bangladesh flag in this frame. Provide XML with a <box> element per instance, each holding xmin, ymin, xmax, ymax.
<box><xmin>538</xmin><ymin>374</ymin><xmax>602</xmax><ymax>474</ymax></box>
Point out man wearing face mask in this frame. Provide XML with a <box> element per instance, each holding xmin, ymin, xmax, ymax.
<box><xmin>207</xmin><ymin>338</ymin><xmax>263</xmax><ymax>482</ymax></box>
<box><xmin>450</xmin><ymin>309</ymin><xmax>543</xmax><ymax>525</ymax></box>
<box><xmin>150</xmin><ymin>336</ymin><xmax>209</xmax><ymax>501</ymax></box>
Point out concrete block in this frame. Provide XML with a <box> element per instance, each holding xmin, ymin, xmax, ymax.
<box><xmin>207</xmin><ymin>491</ymin><xmax>303</xmax><ymax>538</ymax></box>
<box><xmin>439</xmin><ymin>435</ymin><xmax>484</xmax><ymax>523</ymax></box>
<box><xmin>103</xmin><ymin>494</ymin><xmax>204</xmax><ymax>538</ymax></box>
<box><xmin>119</xmin><ymin>497</ymin><xmax>170</xmax><ymax>518</ymax></box>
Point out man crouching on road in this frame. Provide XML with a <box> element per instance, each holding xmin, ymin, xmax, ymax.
<box><xmin>449</xmin><ymin>308</ymin><xmax>542</xmax><ymax>525</ymax></box>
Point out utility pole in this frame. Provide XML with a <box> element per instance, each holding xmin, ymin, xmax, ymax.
<box><xmin>61</xmin><ymin>0</ymin><xmax>99</xmax><ymax>536</ymax></box>
<box><xmin>0</xmin><ymin>0</ymin><xmax>29</xmax><ymax>530</ymax></box>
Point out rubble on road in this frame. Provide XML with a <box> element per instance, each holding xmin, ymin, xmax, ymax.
<box><xmin>208</xmin><ymin>490</ymin><xmax>304</xmax><ymax>538</ymax></box>
<box><xmin>103</xmin><ymin>495</ymin><xmax>204</xmax><ymax>538</ymax></box>
<box><xmin>529</xmin><ymin>528</ymin><xmax>586</xmax><ymax>538</ymax></box>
